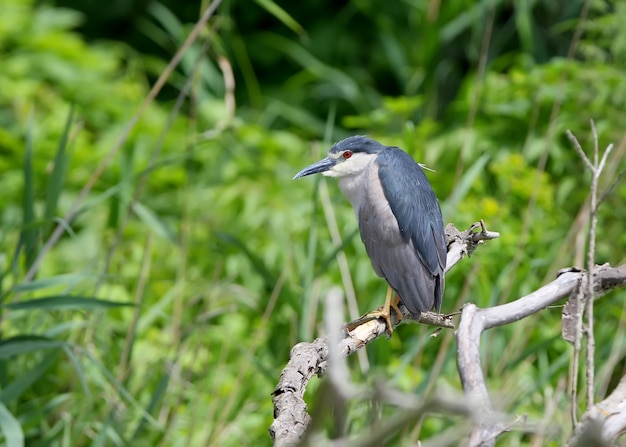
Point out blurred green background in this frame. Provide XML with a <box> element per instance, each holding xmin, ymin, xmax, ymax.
<box><xmin>0</xmin><ymin>0</ymin><xmax>625</xmax><ymax>445</ymax></box>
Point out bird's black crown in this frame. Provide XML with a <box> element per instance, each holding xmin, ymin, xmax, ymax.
<box><xmin>329</xmin><ymin>136</ymin><xmax>386</xmax><ymax>155</ymax></box>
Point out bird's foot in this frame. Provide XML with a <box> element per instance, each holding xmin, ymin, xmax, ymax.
<box><xmin>345</xmin><ymin>289</ymin><xmax>403</xmax><ymax>336</ymax></box>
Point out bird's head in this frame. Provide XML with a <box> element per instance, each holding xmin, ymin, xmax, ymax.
<box><xmin>293</xmin><ymin>136</ymin><xmax>384</xmax><ymax>180</ymax></box>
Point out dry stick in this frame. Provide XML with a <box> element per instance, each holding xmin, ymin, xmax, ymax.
<box><xmin>269</xmin><ymin>222</ymin><xmax>499</xmax><ymax>445</ymax></box>
<box><xmin>459</xmin><ymin>272</ymin><xmax>581</xmax><ymax>447</ymax></box>
<box><xmin>585</xmin><ymin>124</ymin><xmax>598</xmax><ymax>412</ymax></box>
<box><xmin>566</xmin><ymin>125</ymin><xmax>614</xmax><ymax>417</ymax></box>
<box><xmin>566</xmin><ymin>130</ymin><xmax>589</xmax><ymax>425</ymax></box>
<box><xmin>22</xmin><ymin>0</ymin><xmax>223</xmax><ymax>284</ymax></box>
<box><xmin>568</xmin><ymin>281</ymin><xmax>583</xmax><ymax>426</ymax></box>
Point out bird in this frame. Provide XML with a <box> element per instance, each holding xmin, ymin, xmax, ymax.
<box><xmin>293</xmin><ymin>136</ymin><xmax>447</xmax><ymax>334</ymax></box>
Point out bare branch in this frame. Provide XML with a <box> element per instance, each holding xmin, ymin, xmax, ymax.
<box><xmin>585</xmin><ymin>121</ymin><xmax>600</xmax><ymax>411</ymax></box>
<box><xmin>457</xmin><ymin>272</ymin><xmax>580</xmax><ymax>445</ymax></box>
<box><xmin>269</xmin><ymin>338</ymin><xmax>327</xmax><ymax>446</ymax></box>
<box><xmin>456</xmin><ymin>264</ymin><xmax>626</xmax><ymax>446</ymax></box>
<box><xmin>445</xmin><ymin>220</ymin><xmax>500</xmax><ymax>273</ymax></box>
<box><xmin>566</xmin><ymin>129</ymin><xmax>594</xmax><ymax>172</ymax></box>
<box><xmin>597</xmin><ymin>143</ymin><xmax>614</xmax><ymax>176</ymax></box>
<box><xmin>567</xmin><ymin>125</ymin><xmax>616</xmax><ymax>416</ymax></box>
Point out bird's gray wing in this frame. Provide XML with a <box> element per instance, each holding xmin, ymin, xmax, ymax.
<box><xmin>358</xmin><ymin>220</ymin><xmax>439</xmax><ymax>315</ymax></box>
<box><xmin>371</xmin><ymin>147</ymin><xmax>447</xmax><ymax>314</ymax></box>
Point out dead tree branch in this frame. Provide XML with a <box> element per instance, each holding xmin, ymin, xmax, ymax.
<box><xmin>270</xmin><ymin>221</ymin><xmax>498</xmax><ymax>445</ymax></box>
<box><xmin>270</xmin><ymin>258</ymin><xmax>626</xmax><ymax>446</ymax></box>
<box><xmin>457</xmin><ymin>264</ymin><xmax>626</xmax><ymax>446</ymax></box>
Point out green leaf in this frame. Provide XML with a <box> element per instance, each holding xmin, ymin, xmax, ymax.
<box><xmin>252</xmin><ymin>0</ymin><xmax>305</xmax><ymax>36</ymax></box>
<box><xmin>44</xmin><ymin>104</ymin><xmax>74</xmax><ymax>236</ymax></box>
<box><xmin>11</xmin><ymin>273</ymin><xmax>88</xmax><ymax>292</ymax></box>
<box><xmin>5</xmin><ymin>296</ymin><xmax>134</xmax><ymax>311</ymax></box>
<box><xmin>132</xmin><ymin>202</ymin><xmax>178</xmax><ymax>243</ymax></box>
<box><xmin>81</xmin><ymin>351</ymin><xmax>161</xmax><ymax>429</ymax></box>
<box><xmin>0</xmin><ymin>402</ymin><xmax>24</xmax><ymax>447</ymax></box>
<box><xmin>63</xmin><ymin>345</ymin><xmax>91</xmax><ymax>403</ymax></box>
<box><xmin>0</xmin><ymin>336</ymin><xmax>66</xmax><ymax>360</ymax></box>
<box><xmin>131</xmin><ymin>371</ymin><xmax>170</xmax><ymax>440</ymax></box>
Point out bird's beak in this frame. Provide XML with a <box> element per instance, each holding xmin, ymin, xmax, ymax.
<box><xmin>293</xmin><ymin>157</ymin><xmax>336</xmax><ymax>180</ymax></box>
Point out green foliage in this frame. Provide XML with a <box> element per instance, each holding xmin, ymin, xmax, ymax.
<box><xmin>0</xmin><ymin>0</ymin><xmax>625</xmax><ymax>445</ymax></box>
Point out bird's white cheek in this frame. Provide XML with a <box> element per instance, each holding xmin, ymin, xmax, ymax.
<box><xmin>322</xmin><ymin>170</ymin><xmax>340</xmax><ymax>178</ymax></box>
<box><xmin>328</xmin><ymin>162</ymin><xmax>354</xmax><ymax>177</ymax></box>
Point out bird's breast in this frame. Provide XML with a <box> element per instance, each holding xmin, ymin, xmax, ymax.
<box><xmin>338</xmin><ymin>164</ymin><xmax>402</xmax><ymax>244</ymax></box>
<box><xmin>337</xmin><ymin>169</ymin><xmax>368</xmax><ymax>211</ymax></box>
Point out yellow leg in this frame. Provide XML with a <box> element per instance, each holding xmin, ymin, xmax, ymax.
<box><xmin>346</xmin><ymin>287</ymin><xmax>403</xmax><ymax>335</ymax></box>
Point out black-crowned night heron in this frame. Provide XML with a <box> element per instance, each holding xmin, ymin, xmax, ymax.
<box><xmin>294</xmin><ymin>136</ymin><xmax>446</xmax><ymax>334</ymax></box>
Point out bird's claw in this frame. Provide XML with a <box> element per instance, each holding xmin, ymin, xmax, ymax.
<box><xmin>345</xmin><ymin>292</ymin><xmax>403</xmax><ymax>337</ymax></box>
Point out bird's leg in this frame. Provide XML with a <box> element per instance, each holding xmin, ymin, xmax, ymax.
<box><xmin>346</xmin><ymin>287</ymin><xmax>403</xmax><ymax>336</ymax></box>
<box><xmin>389</xmin><ymin>292</ymin><xmax>403</xmax><ymax>322</ymax></box>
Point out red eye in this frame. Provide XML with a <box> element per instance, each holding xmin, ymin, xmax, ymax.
<box><xmin>342</xmin><ymin>151</ymin><xmax>353</xmax><ymax>159</ymax></box>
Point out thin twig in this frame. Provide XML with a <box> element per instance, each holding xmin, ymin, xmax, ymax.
<box><xmin>566</xmin><ymin>124</ymin><xmax>615</xmax><ymax>417</ymax></box>
<box><xmin>565</xmin><ymin>129</ymin><xmax>585</xmax><ymax>425</ymax></box>
<box><xmin>21</xmin><ymin>0</ymin><xmax>224</xmax><ymax>283</ymax></box>
<box><xmin>568</xmin><ymin>281</ymin><xmax>583</xmax><ymax>425</ymax></box>
<box><xmin>585</xmin><ymin>121</ymin><xmax>598</xmax><ymax>410</ymax></box>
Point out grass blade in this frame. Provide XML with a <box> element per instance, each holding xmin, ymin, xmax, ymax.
<box><xmin>252</xmin><ymin>0</ymin><xmax>304</xmax><ymax>36</ymax></box>
<box><xmin>131</xmin><ymin>370</ymin><xmax>170</xmax><ymax>440</ymax></box>
<box><xmin>0</xmin><ymin>336</ymin><xmax>67</xmax><ymax>360</ymax></box>
<box><xmin>44</xmin><ymin>105</ymin><xmax>74</xmax><ymax>236</ymax></box>
<box><xmin>0</xmin><ymin>402</ymin><xmax>24</xmax><ymax>447</ymax></box>
<box><xmin>11</xmin><ymin>272</ymin><xmax>89</xmax><ymax>292</ymax></box>
<box><xmin>132</xmin><ymin>202</ymin><xmax>178</xmax><ymax>243</ymax></box>
<box><xmin>0</xmin><ymin>351</ymin><xmax>58</xmax><ymax>404</ymax></box>
<box><xmin>5</xmin><ymin>296</ymin><xmax>134</xmax><ymax>311</ymax></box>
<box><xmin>20</xmin><ymin>112</ymin><xmax>39</xmax><ymax>272</ymax></box>
<box><xmin>63</xmin><ymin>345</ymin><xmax>92</xmax><ymax>403</ymax></box>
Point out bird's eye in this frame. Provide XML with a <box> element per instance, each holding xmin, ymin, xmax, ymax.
<box><xmin>342</xmin><ymin>151</ymin><xmax>353</xmax><ymax>159</ymax></box>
